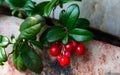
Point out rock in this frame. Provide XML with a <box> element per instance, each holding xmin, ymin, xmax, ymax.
<box><xmin>71</xmin><ymin>40</ymin><xmax>120</xmax><ymax>75</ymax></box>
<box><xmin>80</xmin><ymin>0</ymin><xmax>120</xmax><ymax>38</ymax></box>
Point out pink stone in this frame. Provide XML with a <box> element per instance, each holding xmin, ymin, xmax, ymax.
<box><xmin>71</xmin><ymin>40</ymin><xmax>120</xmax><ymax>75</ymax></box>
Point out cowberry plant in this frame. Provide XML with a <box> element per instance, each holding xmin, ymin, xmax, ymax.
<box><xmin>0</xmin><ymin>0</ymin><xmax>93</xmax><ymax>74</ymax></box>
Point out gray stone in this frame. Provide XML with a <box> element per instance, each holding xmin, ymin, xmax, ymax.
<box><xmin>80</xmin><ymin>0</ymin><xmax>120</xmax><ymax>38</ymax></box>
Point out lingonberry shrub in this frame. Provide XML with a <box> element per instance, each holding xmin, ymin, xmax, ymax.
<box><xmin>0</xmin><ymin>0</ymin><xmax>93</xmax><ymax>73</ymax></box>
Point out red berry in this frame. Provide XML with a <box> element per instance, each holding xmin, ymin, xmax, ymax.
<box><xmin>64</xmin><ymin>51</ymin><xmax>70</xmax><ymax>57</ymax></box>
<box><xmin>50</xmin><ymin>44</ymin><xmax>60</xmax><ymax>56</ymax></box>
<box><xmin>59</xmin><ymin>56</ymin><xmax>70</xmax><ymax>67</ymax></box>
<box><xmin>64</xmin><ymin>43</ymin><xmax>74</xmax><ymax>52</ymax></box>
<box><xmin>57</xmin><ymin>55</ymin><xmax>62</xmax><ymax>61</ymax></box>
<box><xmin>71</xmin><ymin>40</ymin><xmax>77</xmax><ymax>48</ymax></box>
<box><xmin>75</xmin><ymin>43</ymin><xmax>86</xmax><ymax>55</ymax></box>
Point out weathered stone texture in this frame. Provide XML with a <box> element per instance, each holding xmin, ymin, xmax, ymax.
<box><xmin>80</xmin><ymin>0</ymin><xmax>120</xmax><ymax>38</ymax></box>
<box><xmin>71</xmin><ymin>40</ymin><xmax>120</xmax><ymax>75</ymax></box>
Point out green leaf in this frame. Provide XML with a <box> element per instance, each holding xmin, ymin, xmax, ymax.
<box><xmin>6</xmin><ymin>0</ymin><xmax>35</xmax><ymax>9</ymax></box>
<box><xmin>21</xmin><ymin>49</ymin><xmax>43</xmax><ymax>73</ymax></box>
<box><xmin>20</xmin><ymin>15</ymin><xmax>45</xmax><ymax>32</ymax></box>
<box><xmin>39</xmin><ymin>28</ymin><xmax>50</xmax><ymax>44</ymax></box>
<box><xmin>19</xmin><ymin>23</ymin><xmax>43</xmax><ymax>39</ymax></box>
<box><xmin>33</xmin><ymin>1</ymin><xmax>50</xmax><ymax>15</ymax></box>
<box><xmin>6</xmin><ymin>0</ymin><xmax>35</xmax><ymax>16</ymax></box>
<box><xmin>23</xmin><ymin>0</ymin><xmax>35</xmax><ymax>10</ymax></box>
<box><xmin>30</xmin><ymin>40</ymin><xmax>43</xmax><ymax>50</ymax></box>
<box><xmin>12</xmin><ymin>41</ymin><xmax>29</xmax><ymax>70</ymax></box>
<box><xmin>6</xmin><ymin>0</ymin><xmax>27</xmax><ymax>8</ymax></box>
<box><xmin>44</xmin><ymin>0</ymin><xmax>59</xmax><ymax>17</ymax></box>
<box><xmin>59</xmin><ymin>10</ymin><xmax>65</xmax><ymax>20</ymax></box>
<box><xmin>0</xmin><ymin>0</ymin><xmax>4</xmax><ymax>4</ymax></box>
<box><xmin>11</xmin><ymin>8</ymin><xmax>18</xmax><ymax>16</ymax></box>
<box><xmin>10</xmin><ymin>35</ymin><xmax>16</xmax><ymax>44</ymax></box>
<box><xmin>62</xmin><ymin>34</ymin><xmax>68</xmax><ymax>44</ymax></box>
<box><xmin>12</xmin><ymin>40</ymin><xmax>25</xmax><ymax>66</ymax></box>
<box><xmin>18</xmin><ymin>12</ymin><xmax>23</xmax><ymax>18</ymax></box>
<box><xmin>69</xmin><ymin>28</ymin><xmax>93</xmax><ymax>42</ymax></box>
<box><xmin>60</xmin><ymin>4</ymin><xmax>80</xmax><ymax>30</ymax></box>
<box><xmin>13</xmin><ymin>40</ymin><xmax>29</xmax><ymax>53</ymax></box>
<box><xmin>12</xmin><ymin>50</ymin><xmax>18</xmax><ymax>66</ymax></box>
<box><xmin>75</xmin><ymin>18</ymin><xmax>90</xmax><ymax>28</ymax></box>
<box><xmin>16</xmin><ymin>54</ymin><xmax>26</xmax><ymax>71</ymax></box>
<box><xmin>0</xmin><ymin>35</ymin><xmax>9</xmax><ymax>47</ymax></box>
<box><xmin>0</xmin><ymin>47</ymin><xmax>7</xmax><ymax>65</ymax></box>
<box><xmin>46</xmin><ymin>26</ymin><xmax>66</xmax><ymax>42</ymax></box>
<box><xmin>23</xmin><ymin>1</ymin><xmax>36</xmax><ymax>16</ymax></box>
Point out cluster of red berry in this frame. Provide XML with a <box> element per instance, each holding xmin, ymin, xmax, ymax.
<box><xmin>49</xmin><ymin>40</ymin><xmax>86</xmax><ymax>67</ymax></box>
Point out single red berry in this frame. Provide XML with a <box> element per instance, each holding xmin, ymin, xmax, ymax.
<box><xmin>75</xmin><ymin>43</ymin><xmax>86</xmax><ymax>55</ymax></box>
<box><xmin>54</xmin><ymin>41</ymin><xmax>62</xmax><ymax>49</ymax></box>
<box><xmin>59</xmin><ymin>56</ymin><xmax>70</xmax><ymax>67</ymax></box>
<box><xmin>71</xmin><ymin>40</ymin><xmax>77</xmax><ymax>48</ymax></box>
<box><xmin>64</xmin><ymin>43</ymin><xmax>74</xmax><ymax>52</ymax></box>
<box><xmin>50</xmin><ymin>44</ymin><xmax>60</xmax><ymax>56</ymax></box>
<box><xmin>57</xmin><ymin>55</ymin><xmax>62</xmax><ymax>61</ymax></box>
<box><xmin>64</xmin><ymin>51</ymin><xmax>70</xmax><ymax>57</ymax></box>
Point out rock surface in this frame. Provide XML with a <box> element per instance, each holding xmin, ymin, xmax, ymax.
<box><xmin>71</xmin><ymin>40</ymin><xmax>120</xmax><ymax>75</ymax></box>
<box><xmin>0</xmin><ymin>15</ymin><xmax>120</xmax><ymax>75</ymax></box>
<box><xmin>80</xmin><ymin>0</ymin><xmax>120</xmax><ymax>38</ymax></box>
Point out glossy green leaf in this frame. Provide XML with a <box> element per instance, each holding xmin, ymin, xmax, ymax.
<box><xmin>0</xmin><ymin>35</ymin><xmax>9</xmax><ymax>47</ymax></box>
<box><xmin>19</xmin><ymin>23</ymin><xmax>43</xmax><ymax>39</ymax></box>
<box><xmin>16</xmin><ymin>54</ymin><xmax>26</xmax><ymax>71</ymax></box>
<box><xmin>0</xmin><ymin>47</ymin><xmax>7</xmax><ymax>65</ymax></box>
<box><xmin>59</xmin><ymin>10</ymin><xmax>65</xmax><ymax>20</ymax></box>
<box><xmin>12</xmin><ymin>41</ymin><xmax>29</xmax><ymax>70</ymax></box>
<box><xmin>75</xmin><ymin>18</ymin><xmax>90</xmax><ymax>28</ymax></box>
<box><xmin>30</xmin><ymin>40</ymin><xmax>43</xmax><ymax>50</ymax></box>
<box><xmin>44</xmin><ymin>0</ymin><xmax>59</xmax><ymax>17</ymax></box>
<box><xmin>60</xmin><ymin>4</ymin><xmax>80</xmax><ymax>30</ymax></box>
<box><xmin>6</xmin><ymin>0</ymin><xmax>27</xmax><ymax>8</ymax></box>
<box><xmin>6</xmin><ymin>0</ymin><xmax>35</xmax><ymax>9</ymax></box>
<box><xmin>10</xmin><ymin>35</ymin><xmax>16</xmax><ymax>44</ymax></box>
<box><xmin>23</xmin><ymin>1</ymin><xmax>35</xmax><ymax>16</ymax></box>
<box><xmin>11</xmin><ymin>8</ymin><xmax>18</xmax><ymax>16</ymax></box>
<box><xmin>21</xmin><ymin>48</ymin><xmax>43</xmax><ymax>73</ymax></box>
<box><xmin>39</xmin><ymin>28</ymin><xmax>50</xmax><ymax>44</ymax></box>
<box><xmin>0</xmin><ymin>0</ymin><xmax>4</xmax><ymax>4</ymax></box>
<box><xmin>13</xmin><ymin>40</ymin><xmax>29</xmax><ymax>54</ymax></box>
<box><xmin>12</xmin><ymin>50</ymin><xmax>18</xmax><ymax>66</ymax></box>
<box><xmin>69</xmin><ymin>28</ymin><xmax>93</xmax><ymax>42</ymax></box>
<box><xmin>23</xmin><ymin>0</ymin><xmax>35</xmax><ymax>10</ymax></box>
<box><xmin>62</xmin><ymin>34</ymin><xmax>68</xmax><ymax>44</ymax></box>
<box><xmin>6</xmin><ymin>0</ymin><xmax>35</xmax><ymax>16</ymax></box>
<box><xmin>46</xmin><ymin>26</ymin><xmax>66</xmax><ymax>42</ymax></box>
<box><xmin>20</xmin><ymin>15</ymin><xmax>45</xmax><ymax>32</ymax></box>
<box><xmin>33</xmin><ymin>1</ymin><xmax>50</xmax><ymax>15</ymax></box>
